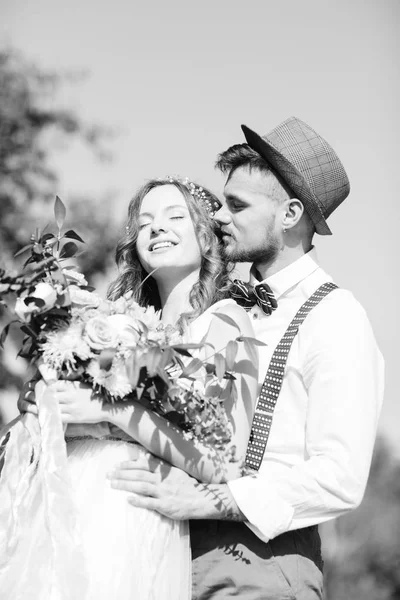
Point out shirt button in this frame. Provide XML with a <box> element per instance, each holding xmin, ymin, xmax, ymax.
<box><xmin>252</xmin><ymin>313</ymin><xmax>258</xmax><ymax>319</ymax></box>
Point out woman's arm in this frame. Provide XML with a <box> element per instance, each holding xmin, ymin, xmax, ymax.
<box><xmin>109</xmin><ymin>302</ymin><xmax>258</xmax><ymax>483</ymax></box>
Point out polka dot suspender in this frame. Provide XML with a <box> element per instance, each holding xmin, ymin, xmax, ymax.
<box><xmin>245</xmin><ymin>282</ymin><xmax>338</xmax><ymax>472</ymax></box>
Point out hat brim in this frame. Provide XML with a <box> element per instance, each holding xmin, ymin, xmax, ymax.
<box><xmin>242</xmin><ymin>125</ymin><xmax>332</xmax><ymax>235</ymax></box>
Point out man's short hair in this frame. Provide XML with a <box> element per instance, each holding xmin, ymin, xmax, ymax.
<box><xmin>216</xmin><ymin>143</ymin><xmax>295</xmax><ymax>206</ymax></box>
<box><xmin>215</xmin><ymin>143</ymin><xmax>272</xmax><ymax>180</ymax></box>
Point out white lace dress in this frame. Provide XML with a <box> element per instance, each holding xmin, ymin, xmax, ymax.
<box><xmin>64</xmin><ymin>422</ymin><xmax>190</xmax><ymax>600</ymax></box>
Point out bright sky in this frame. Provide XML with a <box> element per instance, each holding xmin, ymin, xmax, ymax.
<box><xmin>1</xmin><ymin>0</ymin><xmax>399</xmax><ymax>449</ymax></box>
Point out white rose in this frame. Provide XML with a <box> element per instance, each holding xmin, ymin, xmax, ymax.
<box><xmin>84</xmin><ymin>316</ymin><xmax>119</xmax><ymax>351</ymax></box>
<box><xmin>15</xmin><ymin>282</ymin><xmax>57</xmax><ymax>322</ymax></box>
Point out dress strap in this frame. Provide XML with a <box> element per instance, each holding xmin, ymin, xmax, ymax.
<box><xmin>245</xmin><ymin>282</ymin><xmax>339</xmax><ymax>472</ymax></box>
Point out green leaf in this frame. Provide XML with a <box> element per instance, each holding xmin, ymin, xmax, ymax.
<box><xmin>223</xmin><ymin>372</ymin><xmax>236</xmax><ymax>380</ymax></box>
<box><xmin>214</xmin><ymin>353</ymin><xmax>226</xmax><ymax>381</ymax></box>
<box><xmin>127</xmin><ymin>358</ymin><xmax>141</xmax><ymax>388</ymax></box>
<box><xmin>63</xmin><ymin>230</ymin><xmax>85</xmax><ymax>243</ymax></box>
<box><xmin>0</xmin><ymin>322</ymin><xmax>14</xmax><ymax>348</ymax></box>
<box><xmin>155</xmin><ymin>366</ymin><xmax>171</xmax><ymax>386</ymax></box>
<box><xmin>243</xmin><ymin>338</ymin><xmax>258</xmax><ymax>364</ymax></box>
<box><xmin>181</xmin><ymin>357</ymin><xmax>204</xmax><ymax>377</ymax></box>
<box><xmin>17</xmin><ymin>344</ymin><xmax>34</xmax><ymax>359</ymax></box>
<box><xmin>24</xmin><ymin>256</ymin><xmax>56</xmax><ymax>273</ymax></box>
<box><xmin>144</xmin><ymin>347</ymin><xmax>163</xmax><ymax>377</ymax></box>
<box><xmin>14</xmin><ymin>244</ymin><xmax>33</xmax><ymax>258</ymax></box>
<box><xmin>205</xmin><ymin>363</ymin><xmax>216</xmax><ymax>375</ymax></box>
<box><xmin>59</xmin><ymin>241</ymin><xmax>78</xmax><ymax>259</ymax></box>
<box><xmin>237</xmin><ymin>336</ymin><xmax>267</xmax><ymax>347</ymax></box>
<box><xmin>20</xmin><ymin>325</ymin><xmax>36</xmax><ymax>338</ymax></box>
<box><xmin>41</xmin><ymin>233</ymin><xmax>56</xmax><ymax>242</ymax></box>
<box><xmin>225</xmin><ymin>340</ymin><xmax>238</xmax><ymax>371</ymax></box>
<box><xmin>25</xmin><ymin>297</ymin><xmax>46</xmax><ymax>308</ymax></box>
<box><xmin>23</xmin><ymin>256</ymin><xmax>35</xmax><ymax>269</ymax></box>
<box><xmin>158</xmin><ymin>348</ymin><xmax>173</xmax><ymax>371</ymax></box>
<box><xmin>40</xmin><ymin>223</ymin><xmax>51</xmax><ymax>236</ymax></box>
<box><xmin>172</xmin><ymin>343</ymin><xmax>204</xmax><ymax>351</ymax></box>
<box><xmin>54</xmin><ymin>196</ymin><xmax>67</xmax><ymax>230</ymax></box>
<box><xmin>173</xmin><ymin>347</ymin><xmax>193</xmax><ymax>358</ymax></box>
<box><xmin>99</xmin><ymin>348</ymin><xmax>116</xmax><ymax>371</ymax></box>
<box><xmin>211</xmin><ymin>312</ymin><xmax>241</xmax><ymax>331</ymax></box>
<box><xmin>173</xmin><ymin>355</ymin><xmax>186</xmax><ymax>372</ymax></box>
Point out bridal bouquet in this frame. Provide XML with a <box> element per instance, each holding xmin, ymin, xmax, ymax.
<box><xmin>0</xmin><ymin>197</ymin><xmax>256</xmax><ymax>600</ymax></box>
<box><xmin>0</xmin><ymin>197</ymin><xmax>247</xmax><ymax>448</ymax></box>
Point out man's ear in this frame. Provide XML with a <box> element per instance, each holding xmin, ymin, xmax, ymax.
<box><xmin>282</xmin><ymin>199</ymin><xmax>304</xmax><ymax>230</ymax></box>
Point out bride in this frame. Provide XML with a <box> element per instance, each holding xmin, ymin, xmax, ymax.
<box><xmin>15</xmin><ymin>176</ymin><xmax>258</xmax><ymax>599</ymax></box>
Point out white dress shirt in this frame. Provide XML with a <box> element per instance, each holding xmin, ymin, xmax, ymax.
<box><xmin>228</xmin><ymin>248</ymin><xmax>384</xmax><ymax>542</ymax></box>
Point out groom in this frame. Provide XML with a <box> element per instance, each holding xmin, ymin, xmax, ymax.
<box><xmin>110</xmin><ymin>117</ymin><xmax>384</xmax><ymax>599</ymax></box>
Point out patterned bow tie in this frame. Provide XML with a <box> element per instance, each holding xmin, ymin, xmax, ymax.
<box><xmin>230</xmin><ymin>279</ymin><xmax>278</xmax><ymax>316</ymax></box>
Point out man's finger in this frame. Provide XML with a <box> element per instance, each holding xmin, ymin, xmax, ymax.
<box><xmin>116</xmin><ymin>460</ymin><xmax>139</xmax><ymax>469</ymax></box>
<box><xmin>108</xmin><ymin>469</ymin><xmax>159</xmax><ymax>484</ymax></box>
<box><xmin>110</xmin><ymin>479</ymin><xmax>158</xmax><ymax>497</ymax></box>
<box><xmin>113</xmin><ymin>455</ymin><xmax>161</xmax><ymax>473</ymax></box>
<box><xmin>128</xmin><ymin>495</ymin><xmax>160</xmax><ymax>511</ymax></box>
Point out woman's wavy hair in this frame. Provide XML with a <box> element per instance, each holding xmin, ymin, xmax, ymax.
<box><xmin>107</xmin><ymin>179</ymin><xmax>233</xmax><ymax>330</ymax></box>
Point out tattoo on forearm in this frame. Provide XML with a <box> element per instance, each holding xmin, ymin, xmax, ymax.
<box><xmin>194</xmin><ymin>482</ymin><xmax>246</xmax><ymax>522</ymax></box>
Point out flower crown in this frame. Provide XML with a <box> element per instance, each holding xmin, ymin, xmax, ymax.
<box><xmin>125</xmin><ymin>176</ymin><xmax>222</xmax><ymax>233</ymax></box>
<box><xmin>159</xmin><ymin>175</ymin><xmax>221</xmax><ymax>217</ymax></box>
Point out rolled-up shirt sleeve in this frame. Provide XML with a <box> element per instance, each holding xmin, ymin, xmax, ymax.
<box><xmin>228</xmin><ymin>290</ymin><xmax>384</xmax><ymax>542</ymax></box>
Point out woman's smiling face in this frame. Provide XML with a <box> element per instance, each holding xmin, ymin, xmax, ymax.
<box><xmin>135</xmin><ymin>185</ymin><xmax>202</xmax><ymax>279</ymax></box>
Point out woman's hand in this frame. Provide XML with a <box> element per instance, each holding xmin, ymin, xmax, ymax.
<box><xmin>47</xmin><ymin>381</ymin><xmax>109</xmax><ymax>425</ymax></box>
<box><xmin>18</xmin><ymin>379</ymin><xmax>109</xmax><ymax>425</ymax></box>
<box><xmin>17</xmin><ymin>379</ymin><xmax>46</xmax><ymax>416</ymax></box>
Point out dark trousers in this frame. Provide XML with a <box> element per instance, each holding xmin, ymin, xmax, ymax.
<box><xmin>191</xmin><ymin>521</ymin><xmax>324</xmax><ymax>600</ymax></box>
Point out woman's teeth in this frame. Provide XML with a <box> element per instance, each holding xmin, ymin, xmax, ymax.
<box><xmin>151</xmin><ymin>241</ymin><xmax>175</xmax><ymax>251</ymax></box>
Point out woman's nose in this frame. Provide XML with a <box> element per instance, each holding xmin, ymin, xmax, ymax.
<box><xmin>150</xmin><ymin>221</ymin><xmax>167</xmax><ymax>235</ymax></box>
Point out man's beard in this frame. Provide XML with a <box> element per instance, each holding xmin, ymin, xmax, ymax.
<box><xmin>222</xmin><ymin>236</ymin><xmax>280</xmax><ymax>265</ymax></box>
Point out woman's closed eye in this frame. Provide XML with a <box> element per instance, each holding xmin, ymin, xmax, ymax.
<box><xmin>139</xmin><ymin>222</ymin><xmax>151</xmax><ymax>230</ymax></box>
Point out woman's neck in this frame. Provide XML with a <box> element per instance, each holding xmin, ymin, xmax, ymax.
<box><xmin>156</xmin><ymin>269</ymin><xmax>200</xmax><ymax>326</ymax></box>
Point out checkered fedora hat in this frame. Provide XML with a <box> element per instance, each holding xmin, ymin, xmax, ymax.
<box><xmin>242</xmin><ymin>117</ymin><xmax>350</xmax><ymax>235</ymax></box>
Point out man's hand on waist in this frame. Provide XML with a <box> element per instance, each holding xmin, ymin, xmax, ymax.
<box><xmin>108</xmin><ymin>453</ymin><xmax>246</xmax><ymax>522</ymax></box>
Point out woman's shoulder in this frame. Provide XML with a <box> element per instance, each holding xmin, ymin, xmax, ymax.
<box><xmin>209</xmin><ymin>298</ymin><xmax>250</xmax><ymax>321</ymax></box>
<box><xmin>188</xmin><ymin>298</ymin><xmax>253</xmax><ymax>342</ymax></box>
<box><xmin>209</xmin><ymin>298</ymin><xmax>238</xmax><ymax>313</ymax></box>
<box><xmin>201</xmin><ymin>298</ymin><xmax>249</xmax><ymax>322</ymax></box>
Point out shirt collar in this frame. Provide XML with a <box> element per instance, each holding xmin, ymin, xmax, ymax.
<box><xmin>249</xmin><ymin>247</ymin><xmax>320</xmax><ymax>300</ymax></box>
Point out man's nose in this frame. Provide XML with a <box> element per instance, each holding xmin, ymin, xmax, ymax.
<box><xmin>213</xmin><ymin>205</ymin><xmax>231</xmax><ymax>225</ymax></box>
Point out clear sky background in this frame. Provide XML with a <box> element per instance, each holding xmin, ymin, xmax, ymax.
<box><xmin>1</xmin><ymin>0</ymin><xmax>399</xmax><ymax>449</ymax></box>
